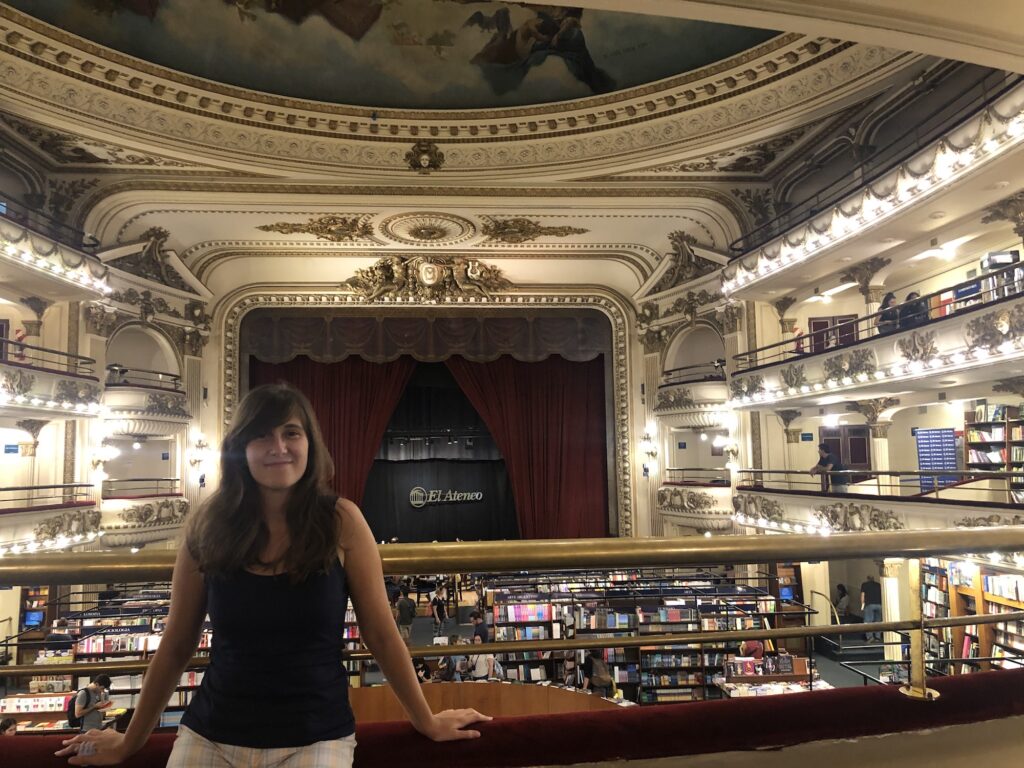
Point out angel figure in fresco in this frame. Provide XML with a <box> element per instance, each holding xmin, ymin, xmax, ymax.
<box><xmin>464</xmin><ymin>5</ymin><xmax>615</xmax><ymax>96</ymax></box>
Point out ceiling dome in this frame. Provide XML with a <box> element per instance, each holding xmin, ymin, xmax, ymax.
<box><xmin>8</xmin><ymin>0</ymin><xmax>778</xmax><ymax>110</ymax></box>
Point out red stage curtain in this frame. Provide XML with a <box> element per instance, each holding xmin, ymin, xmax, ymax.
<box><xmin>250</xmin><ymin>356</ymin><xmax>416</xmax><ymax>505</ymax></box>
<box><xmin>445</xmin><ymin>355</ymin><xmax>609</xmax><ymax>539</ymax></box>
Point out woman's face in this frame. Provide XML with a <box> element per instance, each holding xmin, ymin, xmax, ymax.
<box><xmin>245</xmin><ymin>417</ymin><xmax>309</xmax><ymax>493</ymax></box>
<box><xmin>2</xmin><ymin>723</ymin><xmax>15</xmax><ymax>736</ymax></box>
<box><xmin>472</xmin><ymin>634</ymin><xmax>482</xmax><ymax>645</ymax></box>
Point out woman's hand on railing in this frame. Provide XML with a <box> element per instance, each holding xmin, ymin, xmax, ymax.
<box><xmin>56</xmin><ymin>728</ymin><xmax>130</xmax><ymax>766</ymax></box>
<box><xmin>415</xmin><ymin>708</ymin><xmax>493</xmax><ymax>741</ymax></box>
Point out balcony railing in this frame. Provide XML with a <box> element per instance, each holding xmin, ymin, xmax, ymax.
<box><xmin>101</xmin><ymin>478</ymin><xmax>181</xmax><ymax>500</ymax></box>
<box><xmin>736</xmin><ymin>468</ymin><xmax>1024</xmax><ymax>506</ymax></box>
<box><xmin>733</xmin><ymin>260</ymin><xmax>1024</xmax><ymax>371</ymax></box>
<box><xmin>0</xmin><ymin>483</ymin><xmax>94</xmax><ymax>512</ymax></box>
<box><xmin>105</xmin><ymin>364</ymin><xmax>182</xmax><ymax>391</ymax></box>
<box><xmin>661</xmin><ymin>361</ymin><xmax>726</xmax><ymax>386</ymax></box>
<box><xmin>0</xmin><ymin>193</ymin><xmax>99</xmax><ymax>253</ymax></box>
<box><xmin>664</xmin><ymin>467</ymin><xmax>731</xmax><ymax>486</ymax></box>
<box><xmin>728</xmin><ymin>70</ymin><xmax>1022</xmax><ymax>254</ymax></box>
<box><xmin>0</xmin><ymin>338</ymin><xmax>96</xmax><ymax>377</ymax></box>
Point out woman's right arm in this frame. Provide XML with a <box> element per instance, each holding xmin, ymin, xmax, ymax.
<box><xmin>58</xmin><ymin>542</ymin><xmax>208</xmax><ymax>765</ymax></box>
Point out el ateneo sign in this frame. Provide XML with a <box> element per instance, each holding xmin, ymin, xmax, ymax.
<box><xmin>409</xmin><ymin>486</ymin><xmax>484</xmax><ymax>508</ymax></box>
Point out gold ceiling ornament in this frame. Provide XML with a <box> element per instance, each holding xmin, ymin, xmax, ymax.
<box><xmin>379</xmin><ymin>212</ymin><xmax>476</xmax><ymax>246</ymax></box>
<box><xmin>344</xmin><ymin>255</ymin><xmax>510</xmax><ymax>303</ymax></box>
<box><xmin>480</xmin><ymin>217</ymin><xmax>588</xmax><ymax>244</ymax></box>
<box><xmin>256</xmin><ymin>214</ymin><xmax>375</xmax><ymax>242</ymax></box>
<box><xmin>406</xmin><ymin>141</ymin><xmax>445</xmax><ymax>174</ymax></box>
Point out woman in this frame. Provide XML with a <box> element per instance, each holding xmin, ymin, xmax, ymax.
<box><xmin>466</xmin><ymin>634</ymin><xmax>495</xmax><ymax>681</ymax></box>
<box><xmin>875</xmin><ymin>292</ymin><xmax>899</xmax><ymax>335</ymax></box>
<box><xmin>899</xmin><ymin>291</ymin><xmax>928</xmax><ymax>329</ymax></box>
<box><xmin>58</xmin><ymin>384</ymin><xmax>489</xmax><ymax>766</ymax></box>
<box><xmin>835</xmin><ymin>584</ymin><xmax>851</xmax><ymax>621</ymax></box>
<box><xmin>1</xmin><ymin>717</ymin><xmax>17</xmax><ymax>736</ymax></box>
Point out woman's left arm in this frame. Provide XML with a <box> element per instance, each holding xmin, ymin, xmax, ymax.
<box><xmin>337</xmin><ymin>498</ymin><xmax>491</xmax><ymax>741</ymax></box>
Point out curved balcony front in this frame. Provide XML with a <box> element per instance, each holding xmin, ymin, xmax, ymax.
<box><xmin>0</xmin><ymin>483</ymin><xmax>100</xmax><ymax>555</ymax></box>
<box><xmin>0</xmin><ymin>339</ymin><xmax>101</xmax><ymax>423</ymax></box>
<box><xmin>99</xmin><ymin>477</ymin><xmax>188</xmax><ymax>548</ymax></box>
<box><xmin>728</xmin><ymin>262</ymin><xmax>1024</xmax><ymax>410</ymax></box>
<box><xmin>103</xmin><ymin>364</ymin><xmax>189</xmax><ymax>437</ymax></box>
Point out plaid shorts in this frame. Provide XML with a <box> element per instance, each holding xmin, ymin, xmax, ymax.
<box><xmin>167</xmin><ymin>725</ymin><xmax>356</xmax><ymax>768</ymax></box>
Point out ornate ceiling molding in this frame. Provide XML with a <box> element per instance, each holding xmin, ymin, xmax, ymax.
<box><xmin>0</xmin><ymin>15</ymin><xmax>915</xmax><ymax>174</ymax></box>
<box><xmin>343</xmin><ymin>255</ymin><xmax>511</xmax><ymax>303</ymax></box>
<box><xmin>379</xmin><ymin>213</ymin><xmax>476</xmax><ymax>247</ymax></box>
<box><xmin>219</xmin><ymin>287</ymin><xmax>635</xmax><ymax>537</ymax></box>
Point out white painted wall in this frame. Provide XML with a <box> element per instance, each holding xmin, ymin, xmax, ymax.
<box><xmin>107</xmin><ymin>325</ymin><xmax>179</xmax><ymax>375</ymax></box>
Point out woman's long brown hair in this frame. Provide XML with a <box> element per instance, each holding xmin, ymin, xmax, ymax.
<box><xmin>185</xmin><ymin>383</ymin><xmax>339</xmax><ymax>581</ymax></box>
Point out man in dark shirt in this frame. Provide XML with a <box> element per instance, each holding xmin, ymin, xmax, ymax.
<box><xmin>396</xmin><ymin>587</ymin><xmax>417</xmax><ymax>644</ymax></box>
<box><xmin>810</xmin><ymin>443</ymin><xmax>848</xmax><ymax>493</ymax></box>
<box><xmin>431</xmin><ymin>586</ymin><xmax>451</xmax><ymax>637</ymax></box>
<box><xmin>470</xmin><ymin>610</ymin><xmax>489</xmax><ymax>643</ymax></box>
<box><xmin>860</xmin><ymin>575</ymin><xmax>884</xmax><ymax>642</ymax></box>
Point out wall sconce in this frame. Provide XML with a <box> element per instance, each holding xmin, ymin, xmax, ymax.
<box><xmin>91</xmin><ymin>442</ymin><xmax>120</xmax><ymax>470</ymax></box>
<box><xmin>639</xmin><ymin>432</ymin><xmax>658</xmax><ymax>460</ymax></box>
<box><xmin>189</xmin><ymin>434</ymin><xmax>211</xmax><ymax>468</ymax></box>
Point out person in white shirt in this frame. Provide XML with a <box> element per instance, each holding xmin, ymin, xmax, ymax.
<box><xmin>466</xmin><ymin>635</ymin><xmax>494</xmax><ymax>681</ymax></box>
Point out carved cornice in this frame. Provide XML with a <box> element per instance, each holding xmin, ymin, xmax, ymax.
<box><xmin>773</xmin><ymin>296</ymin><xmax>797</xmax><ymax>318</ymax></box>
<box><xmin>814</xmin><ymin>501</ymin><xmax>905</xmax><ymax>532</ymax></box>
<box><xmin>732</xmin><ymin>493</ymin><xmax>784</xmax><ymax>523</ymax></box>
<box><xmin>776</xmin><ymin>409</ymin><xmax>802</xmax><ymax>429</ymax></box>
<box><xmin>955</xmin><ymin>513</ymin><xmax>1024</xmax><ymax>527</ymax></box>
<box><xmin>117</xmin><ymin>497</ymin><xmax>189</xmax><ymax>528</ymax></box>
<box><xmin>35</xmin><ymin>507</ymin><xmax>101</xmax><ymax>541</ymax></box>
<box><xmin>647</xmin><ymin>233</ymin><xmax>719</xmax><ymax>294</ymax></box>
<box><xmin>0</xmin><ymin>14</ymin><xmax>913</xmax><ymax>174</ymax></box>
<box><xmin>108</xmin><ymin>229</ymin><xmax>197</xmax><ymax>294</ymax></box>
<box><xmin>222</xmin><ymin>289</ymin><xmax>634</xmax><ymax>537</ymax></box>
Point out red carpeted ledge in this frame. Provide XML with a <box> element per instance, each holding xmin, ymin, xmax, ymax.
<box><xmin>4</xmin><ymin>670</ymin><xmax>1023</xmax><ymax>767</ymax></box>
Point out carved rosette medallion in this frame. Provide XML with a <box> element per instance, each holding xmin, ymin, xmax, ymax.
<box><xmin>379</xmin><ymin>213</ymin><xmax>476</xmax><ymax>246</ymax></box>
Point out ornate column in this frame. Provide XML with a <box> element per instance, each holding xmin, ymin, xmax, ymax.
<box><xmin>773</xmin><ymin>296</ymin><xmax>797</xmax><ymax>346</ymax></box>
<box><xmin>881</xmin><ymin>559</ymin><xmax>904</xmax><ymax>662</ymax></box>
<box><xmin>840</xmin><ymin>256</ymin><xmax>891</xmax><ymax>324</ymax></box>
<box><xmin>18</xmin><ymin>296</ymin><xmax>52</xmax><ymax>341</ymax></box>
<box><xmin>776</xmin><ymin>409</ymin><xmax>802</xmax><ymax>479</ymax></box>
<box><xmin>855</xmin><ymin>398</ymin><xmax>898</xmax><ymax>478</ymax></box>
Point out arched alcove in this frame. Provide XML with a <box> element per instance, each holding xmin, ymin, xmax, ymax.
<box><xmin>107</xmin><ymin>324</ymin><xmax>180</xmax><ymax>377</ymax></box>
<box><xmin>663</xmin><ymin>324</ymin><xmax>725</xmax><ymax>375</ymax></box>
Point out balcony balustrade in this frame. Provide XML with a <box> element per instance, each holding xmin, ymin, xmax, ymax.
<box><xmin>661</xmin><ymin>361</ymin><xmax>726</xmax><ymax>386</ymax></box>
<box><xmin>102</xmin><ymin>364</ymin><xmax>189</xmax><ymax>436</ymax></box>
<box><xmin>0</xmin><ymin>483</ymin><xmax>95</xmax><ymax>515</ymax></box>
<box><xmin>728</xmin><ymin>262</ymin><xmax>1024</xmax><ymax>408</ymax></box>
<box><xmin>101</xmin><ymin>477</ymin><xmax>181</xmax><ymax>501</ymax></box>
<box><xmin>104</xmin><ymin>364</ymin><xmax>182</xmax><ymax>392</ymax></box>
<box><xmin>0</xmin><ymin>339</ymin><xmax>101</xmax><ymax>418</ymax></box>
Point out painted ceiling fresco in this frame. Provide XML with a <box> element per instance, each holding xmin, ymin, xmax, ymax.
<box><xmin>7</xmin><ymin>0</ymin><xmax>779</xmax><ymax>110</ymax></box>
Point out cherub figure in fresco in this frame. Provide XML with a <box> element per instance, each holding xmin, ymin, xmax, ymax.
<box><xmin>464</xmin><ymin>5</ymin><xmax>615</xmax><ymax>96</ymax></box>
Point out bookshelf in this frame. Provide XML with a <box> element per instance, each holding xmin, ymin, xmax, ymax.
<box><xmin>921</xmin><ymin>559</ymin><xmax>952</xmax><ymax>669</ymax></box>
<box><xmin>965</xmin><ymin>401</ymin><xmax>1024</xmax><ymax>501</ymax></box>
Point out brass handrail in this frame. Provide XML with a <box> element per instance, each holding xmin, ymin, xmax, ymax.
<box><xmin>3</xmin><ymin>528</ymin><xmax>1023</xmax><ymax>585</ymax></box>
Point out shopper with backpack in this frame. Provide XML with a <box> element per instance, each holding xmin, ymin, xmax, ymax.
<box><xmin>582</xmin><ymin>649</ymin><xmax>613</xmax><ymax>698</ymax></box>
<box><xmin>68</xmin><ymin>675</ymin><xmax>112</xmax><ymax>732</ymax></box>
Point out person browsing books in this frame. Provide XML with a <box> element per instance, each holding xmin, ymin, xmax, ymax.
<box><xmin>57</xmin><ymin>383</ymin><xmax>490</xmax><ymax>767</ymax></box>
<box><xmin>582</xmin><ymin>648</ymin><xmax>613</xmax><ymax>698</ymax></box>
<box><xmin>1</xmin><ymin>717</ymin><xmax>17</xmax><ymax>736</ymax></box>
<box><xmin>466</xmin><ymin>634</ymin><xmax>495</xmax><ymax>680</ymax></box>
<box><xmin>76</xmin><ymin>675</ymin><xmax>112</xmax><ymax>733</ymax></box>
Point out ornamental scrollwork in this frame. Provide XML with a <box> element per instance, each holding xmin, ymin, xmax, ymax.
<box><xmin>55</xmin><ymin>380</ymin><xmax>101</xmax><ymax>404</ymax></box>
<box><xmin>118</xmin><ymin>498</ymin><xmax>189</xmax><ymax>527</ymax></box>
<box><xmin>34</xmin><ymin>507</ymin><xmax>101</xmax><ymax>540</ymax></box>
<box><xmin>405</xmin><ymin>141</ymin><xmax>445</xmax><ymax>174</ymax></box>
<box><xmin>981</xmin><ymin>191</ymin><xmax>1024</xmax><ymax>239</ymax></box>
<box><xmin>256</xmin><ymin>214</ymin><xmax>375</xmax><ymax>242</ymax></box>
<box><xmin>85</xmin><ymin>303</ymin><xmax>122</xmax><ymax>337</ymax></box>
<box><xmin>839</xmin><ymin>256</ymin><xmax>891</xmax><ymax>298</ymax></box>
<box><xmin>110</xmin><ymin>288</ymin><xmax>182</xmax><ymax>320</ymax></box>
<box><xmin>639</xmin><ymin>327</ymin><xmax>670</xmax><ymax>354</ymax></box>
<box><xmin>479</xmin><ymin>217</ymin><xmax>588</xmax><ymax>244</ymax></box>
<box><xmin>814</xmin><ymin>502</ymin><xmax>904</xmax><ymax>532</ymax></box>
<box><xmin>657</xmin><ymin>487</ymin><xmax>717</xmax><ymax>514</ymax></box>
<box><xmin>654</xmin><ymin>386</ymin><xmax>695</xmax><ymax>411</ymax></box>
<box><xmin>146</xmin><ymin>393</ymin><xmax>190</xmax><ymax>418</ymax></box>
<box><xmin>1</xmin><ymin>370</ymin><xmax>35</xmax><ymax>397</ymax></box>
<box><xmin>854</xmin><ymin>397</ymin><xmax>898</xmax><ymax>425</ymax></box>
<box><xmin>637</xmin><ymin>302</ymin><xmax>660</xmax><ymax>328</ymax></box>
<box><xmin>648</xmin><ymin>232</ymin><xmax>719</xmax><ymax>293</ymax></box>
<box><xmin>344</xmin><ymin>254</ymin><xmax>510</xmax><ymax>303</ymax></box>
<box><xmin>966</xmin><ymin>305</ymin><xmax>1024</xmax><ymax>352</ymax></box>
<box><xmin>729</xmin><ymin>375</ymin><xmax>765</xmax><ymax>399</ymax></box>
<box><xmin>780</xmin><ymin>364</ymin><xmax>806</xmax><ymax>390</ymax></box>
<box><xmin>665</xmin><ymin>289</ymin><xmax>722</xmax><ymax>325</ymax></box>
<box><xmin>717</xmin><ymin>303</ymin><xmax>743</xmax><ymax>334</ymax></box>
<box><xmin>822</xmin><ymin>348</ymin><xmax>876</xmax><ymax>380</ymax></box>
<box><xmin>994</xmin><ymin>377</ymin><xmax>1024</xmax><ymax>398</ymax></box>
<box><xmin>896</xmin><ymin>331</ymin><xmax>938</xmax><ymax>363</ymax></box>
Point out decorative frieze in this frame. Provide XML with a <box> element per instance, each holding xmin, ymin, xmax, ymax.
<box><xmin>732</xmin><ymin>494</ymin><xmax>784</xmax><ymax>523</ymax></box>
<box><xmin>118</xmin><ymin>498</ymin><xmax>189</xmax><ymax>527</ymax></box>
<box><xmin>110</xmin><ymin>288</ymin><xmax>182</xmax><ymax>320</ymax></box>
<box><xmin>1</xmin><ymin>369</ymin><xmax>35</xmax><ymax>397</ymax></box>
<box><xmin>814</xmin><ymin>501</ymin><xmax>904</xmax><ymax>532</ymax></box>
<box><xmin>822</xmin><ymin>348</ymin><xmax>876</xmax><ymax>380</ymax></box>
<box><xmin>729</xmin><ymin>374</ymin><xmax>765</xmax><ymax>400</ymax></box>
<box><xmin>146</xmin><ymin>393</ymin><xmax>190</xmax><ymax>418</ymax></box>
<box><xmin>55</xmin><ymin>380</ymin><xmax>101</xmax><ymax>404</ymax></box>
<box><xmin>896</xmin><ymin>331</ymin><xmax>938</xmax><ymax>363</ymax></box>
<box><xmin>780</xmin><ymin>364</ymin><xmax>806</xmax><ymax>390</ymax></box>
<box><xmin>256</xmin><ymin>214</ymin><xmax>375</xmax><ymax>242</ymax></box>
<box><xmin>955</xmin><ymin>513</ymin><xmax>1024</xmax><ymax>527</ymax></box>
<box><xmin>966</xmin><ymin>306</ymin><xmax>1024</xmax><ymax>352</ymax></box>
<box><xmin>34</xmin><ymin>507</ymin><xmax>101</xmax><ymax>541</ymax></box>
<box><xmin>654</xmin><ymin>387</ymin><xmax>695</xmax><ymax>411</ymax></box>
<box><xmin>479</xmin><ymin>217</ymin><xmax>588</xmax><ymax>244</ymax></box>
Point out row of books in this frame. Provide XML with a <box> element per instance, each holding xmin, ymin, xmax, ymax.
<box><xmin>975</xmin><ymin>404</ymin><xmax>1012</xmax><ymax>421</ymax></box>
<box><xmin>922</xmin><ymin>585</ymin><xmax>949</xmax><ymax>607</ymax></box>
<box><xmin>0</xmin><ymin>694</ymin><xmax>67</xmax><ymax>714</ymax></box>
<box><xmin>982</xmin><ymin>574</ymin><xmax>1024</xmax><ymax>602</ymax></box>
<box><xmin>967</xmin><ymin>427</ymin><xmax>1005</xmax><ymax>442</ymax></box>
<box><xmin>76</xmin><ymin>633</ymin><xmax>161</xmax><ymax>654</ymax></box>
<box><xmin>640</xmin><ymin>689</ymin><xmax>703</xmax><ymax>703</ymax></box>
<box><xmin>967</xmin><ymin>448</ymin><xmax>1006</xmax><ymax>463</ymax></box>
<box><xmin>641</xmin><ymin>672</ymin><xmax>702</xmax><ymax>687</ymax></box>
<box><xmin>504</xmin><ymin>665</ymin><xmax>548</xmax><ymax>682</ymax></box>
<box><xmin>498</xmin><ymin>603</ymin><xmax>553</xmax><ymax>623</ymax></box>
<box><xmin>495</xmin><ymin>625</ymin><xmax>554</xmax><ymax>641</ymax></box>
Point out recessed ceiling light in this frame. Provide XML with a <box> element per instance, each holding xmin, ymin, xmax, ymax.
<box><xmin>938</xmin><ymin>379</ymin><xmax>957</xmax><ymax>385</ymax></box>
<box><xmin>929</xmin><ymin>211</ymin><xmax>947</xmax><ymax>220</ymax></box>
<box><xmin>839</xmin><ymin>256</ymin><xmax>853</xmax><ymax>262</ymax></box>
<box><xmin>992</xmin><ymin>181</ymin><xmax>1011</xmax><ymax>189</ymax></box>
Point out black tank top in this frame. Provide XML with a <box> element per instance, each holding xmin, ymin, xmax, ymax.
<box><xmin>181</xmin><ymin>552</ymin><xmax>355</xmax><ymax>747</ymax></box>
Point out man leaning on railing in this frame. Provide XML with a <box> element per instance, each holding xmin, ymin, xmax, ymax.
<box><xmin>809</xmin><ymin>443</ymin><xmax>849</xmax><ymax>494</ymax></box>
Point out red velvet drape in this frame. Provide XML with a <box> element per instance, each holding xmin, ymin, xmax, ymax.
<box><xmin>445</xmin><ymin>355</ymin><xmax>609</xmax><ymax>539</ymax></box>
<box><xmin>250</xmin><ymin>356</ymin><xmax>416</xmax><ymax>505</ymax></box>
